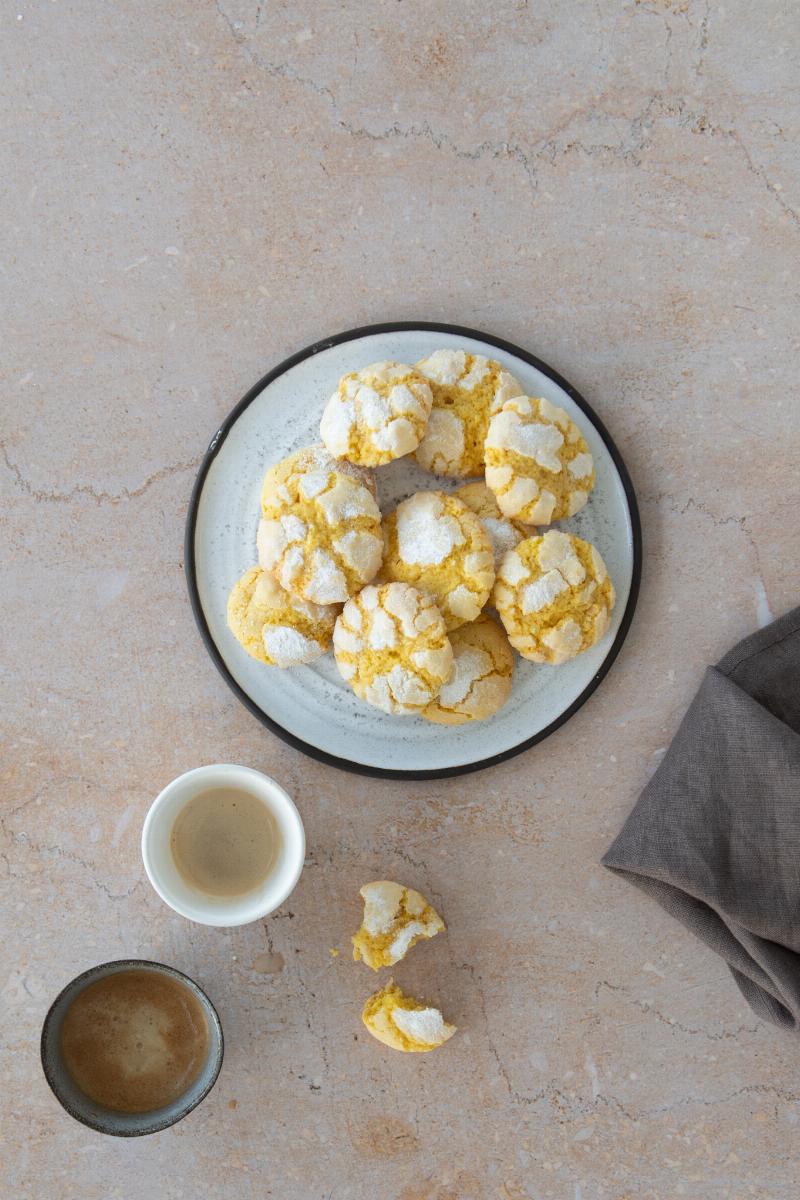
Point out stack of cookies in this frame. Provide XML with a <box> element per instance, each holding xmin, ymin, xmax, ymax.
<box><xmin>227</xmin><ymin>349</ymin><xmax>615</xmax><ymax>724</ymax></box>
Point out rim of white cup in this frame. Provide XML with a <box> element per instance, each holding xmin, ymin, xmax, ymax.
<box><xmin>141</xmin><ymin>764</ymin><xmax>305</xmax><ymax>927</ymax></box>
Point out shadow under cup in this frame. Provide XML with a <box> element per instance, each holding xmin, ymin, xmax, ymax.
<box><xmin>40</xmin><ymin>960</ymin><xmax>224</xmax><ymax>1136</ymax></box>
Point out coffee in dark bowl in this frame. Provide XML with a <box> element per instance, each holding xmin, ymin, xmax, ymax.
<box><xmin>59</xmin><ymin>968</ymin><xmax>210</xmax><ymax>1113</ymax></box>
<box><xmin>41</xmin><ymin>959</ymin><xmax>223</xmax><ymax>1136</ymax></box>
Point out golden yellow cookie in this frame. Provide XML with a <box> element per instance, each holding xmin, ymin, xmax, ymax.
<box><xmin>414</xmin><ymin>348</ymin><xmax>522</xmax><ymax>477</ymax></box>
<box><xmin>454</xmin><ymin>480</ymin><xmax>531</xmax><ymax>570</ymax></box>
<box><xmin>352</xmin><ymin>881</ymin><xmax>445</xmax><ymax>970</ymax></box>
<box><xmin>333</xmin><ymin>582</ymin><xmax>454</xmax><ymax>715</ymax></box>
<box><xmin>380</xmin><ymin>491</ymin><xmax>495</xmax><ymax>631</ymax></box>
<box><xmin>494</xmin><ymin>531</ymin><xmax>615</xmax><ymax>664</ymax></box>
<box><xmin>362</xmin><ymin>982</ymin><xmax>456</xmax><ymax>1053</ymax></box>
<box><xmin>258</xmin><ymin>446</ymin><xmax>383</xmax><ymax>605</ymax></box>
<box><xmin>226</xmin><ymin>566</ymin><xmax>338</xmax><ymax>667</ymax></box>
<box><xmin>320</xmin><ymin>361</ymin><xmax>433</xmax><ymax>467</ymax></box>
<box><xmin>485</xmin><ymin>395</ymin><xmax>596</xmax><ymax>524</ymax></box>
<box><xmin>423</xmin><ymin>615</ymin><xmax>514</xmax><ymax>725</ymax></box>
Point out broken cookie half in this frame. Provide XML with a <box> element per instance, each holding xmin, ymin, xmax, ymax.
<box><xmin>352</xmin><ymin>880</ymin><xmax>445</xmax><ymax>970</ymax></box>
<box><xmin>362</xmin><ymin>981</ymin><xmax>456</xmax><ymax>1053</ymax></box>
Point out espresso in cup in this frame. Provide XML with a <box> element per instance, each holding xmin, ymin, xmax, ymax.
<box><xmin>41</xmin><ymin>959</ymin><xmax>224</xmax><ymax>1135</ymax></box>
<box><xmin>170</xmin><ymin>786</ymin><xmax>279</xmax><ymax>898</ymax></box>
<box><xmin>142</xmin><ymin>765</ymin><xmax>305</xmax><ymax>927</ymax></box>
<box><xmin>59</xmin><ymin>969</ymin><xmax>209</xmax><ymax>1113</ymax></box>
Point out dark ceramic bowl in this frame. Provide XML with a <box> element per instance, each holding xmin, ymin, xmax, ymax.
<box><xmin>40</xmin><ymin>959</ymin><xmax>224</xmax><ymax>1136</ymax></box>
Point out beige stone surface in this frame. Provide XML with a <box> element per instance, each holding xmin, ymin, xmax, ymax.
<box><xmin>2</xmin><ymin>1</ymin><xmax>800</xmax><ymax>1196</ymax></box>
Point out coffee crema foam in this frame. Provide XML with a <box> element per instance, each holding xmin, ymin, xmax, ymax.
<box><xmin>59</xmin><ymin>969</ymin><xmax>209</xmax><ymax>1113</ymax></box>
<box><xmin>170</xmin><ymin>786</ymin><xmax>279</xmax><ymax>898</ymax></box>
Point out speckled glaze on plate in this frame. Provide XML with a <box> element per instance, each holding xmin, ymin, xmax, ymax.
<box><xmin>186</xmin><ymin>323</ymin><xmax>641</xmax><ymax>779</ymax></box>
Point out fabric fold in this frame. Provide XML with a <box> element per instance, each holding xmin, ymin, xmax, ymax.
<box><xmin>603</xmin><ymin>605</ymin><xmax>800</xmax><ymax>1030</ymax></box>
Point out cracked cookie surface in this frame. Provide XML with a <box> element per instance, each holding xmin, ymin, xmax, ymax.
<box><xmin>226</xmin><ymin>566</ymin><xmax>339</xmax><ymax>667</ymax></box>
<box><xmin>414</xmin><ymin>348</ymin><xmax>522</xmax><ymax>477</ymax></box>
<box><xmin>380</xmin><ymin>491</ymin><xmax>495</xmax><ymax>631</ymax></box>
<box><xmin>423</xmin><ymin>615</ymin><xmax>514</xmax><ymax>725</ymax></box>
<box><xmin>494</xmin><ymin>530</ymin><xmax>615</xmax><ymax>664</ymax></box>
<box><xmin>362</xmin><ymin>981</ymin><xmax>456</xmax><ymax>1053</ymax></box>
<box><xmin>352</xmin><ymin>881</ymin><xmax>445</xmax><ymax>970</ymax></box>
<box><xmin>258</xmin><ymin>445</ymin><xmax>383</xmax><ymax>605</ymax></box>
<box><xmin>485</xmin><ymin>395</ymin><xmax>596</xmax><ymax>524</ymax></box>
<box><xmin>454</xmin><ymin>480</ymin><xmax>531</xmax><ymax>570</ymax></box>
<box><xmin>320</xmin><ymin>360</ymin><xmax>433</xmax><ymax>467</ymax></box>
<box><xmin>333</xmin><ymin>581</ymin><xmax>454</xmax><ymax>714</ymax></box>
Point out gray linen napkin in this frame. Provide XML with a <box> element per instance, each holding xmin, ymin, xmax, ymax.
<box><xmin>603</xmin><ymin>605</ymin><xmax>800</xmax><ymax>1029</ymax></box>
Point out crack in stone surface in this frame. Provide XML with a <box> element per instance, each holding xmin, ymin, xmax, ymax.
<box><xmin>635</xmin><ymin>5</ymin><xmax>673</xmax><ymax>87</ymax></box>
<box><xmin>214</xmin><ymin>0</ymin><xmax>241</xmax><ymax>42</ymax></box>
<box><xmin>640</xmin><ymin>490</ymin><xmax>750</xmax><ymax>531</ymax></box>
<box><xmin>211</xmin><ymin>4</ymin><xmax>799</xmax><ymax>227</ymax></box>
<box><xmin>459</xmin><ymin>961</ymin><xmax>520</xmax><ymax>1102</ymax></box>
<box><xmin>2</xmin><ymin>814</ymin><xmax>141</xmax><ymax>900</ymax></box>
<box><xmin>393</xmin><ymin>846</ymin><xmax>432</xmax><ymax>876</ymax></box>
<box><xmin>693</xmin><ymin>0</ymin><xmax>712</xmax><ymax>78</ymax></box>
<box><xmin>620</xmin><ymin>94</ymin><xmax>800</xmax><ymax>228</ymax></box>
<box><xmin>727</xmin><ymin>127</ymin><xmax>800</xmax><ymax>230</ymax></box>
<box><xmin>214</xmin><ymin>1</ymin><xmax>337</xmax><ymax>105</ymax></box>
<box><xmin>639</xmin><ymin>95</ymin><xmax>800</xmax><ymax>229</ymax></box>
<box><xmin>645</xmin><ymin>1081</ymin><xmax>800</xmax><ymax>1117</ymax></box>
<box><xmin>213</xmin><ymin>0</ymin><xmax>539</xmax><ymax>191</ymax></box>
<box><xmin>595</xmin><ymin>979</ymin><xmax>762</xmax><ymax>1041</ymax></box>
<box><xmin>496</xmin><ymin>1054</ymin><xmax>788</xmax><ymax>1124</ymax></box>
<box><xmin>1</xmin><ymin>444</ymin><xmax>199</xmax><ymax>505</ymax></box>
<box><xmin>337</xmin><ymin>119</ymin><xmax>540</xmax><ymax>193</ymax></box>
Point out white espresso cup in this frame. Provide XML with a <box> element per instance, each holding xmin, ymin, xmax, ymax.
<box><xmin>141</xmin><ymin>764</ymin><xmax>305</xmax><ymax>927</ymax></box>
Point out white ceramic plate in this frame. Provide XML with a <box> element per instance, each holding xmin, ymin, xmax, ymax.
<box><xmin>186</xmin><ymin>323</ymin><xmax>641</xmax><ymax>779</ymax></box>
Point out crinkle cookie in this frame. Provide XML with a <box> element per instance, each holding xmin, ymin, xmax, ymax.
<box><xmin>423</xmin><ymin>615</ymin><xmax>514</xmax><ymax>725</ymax></box>
<box><xmin>380</xmin><ymin>491</ymin><xmax>495</xmax><ymax>631</ymax></box>
<box><xmin>362</xmin><ymin>981</ymin><xmax>456</xmax><ymax>1053</ymax></box>
<box><xmin>494</xmin><ymin>531</ymin><xmax>615</xmax><ymax>664</ymax></box>
<box><xmin>227</xmin><ymin>566</ymin><xmax>338</xmax><ymax>668</ymax></box>
<box><xmin>320</xmin><ymin>361</ymin><xmax>433</xmax><ymax>467</ymax></box>
<box><xmin>485</xmin><ymin>395</ymin><xmax>596</xmax><ymax>524</ymax></box>
<box><xmin>352</xmin><ymin>881</ymin><xmax>445</xmax><ymax>970</ymax></box>
<box><xmin>258</xmin><ymin>446</ymin><xmax>383</xmax><ymax>605</ymax></box>
<box><xmin>454</xmin><ymin>480</ymin><xmax>530</xmax><ymax>570</ymax></box>
<box><xmin>333</xmin><ymin>582</ymin><xmax>454</xmax><ymax>715</ymax></box>
<box><xmin>414</xmin><ymin>348</ymin><xmax>522</xmax><ymax>477</ymax></box>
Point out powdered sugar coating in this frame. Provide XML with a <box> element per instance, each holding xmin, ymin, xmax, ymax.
<box><xmin>320</xmin><ymin>361</ymin><xmax>433</xmax><ymax>467</ymax></box>
<box><xmin>333</xmin><ymin>582</ymin><xmax>454</xmax><ymax>715</ymax></box>
<box><xmin>415</xmin><ymin>348</ymin><xmax>522</xmax><ymax>477</ymax></box>
<box><xmin>361</xmin><ymin>881</ymin><xmax>406</xmax><ymax>934</ymax></box>
<box><xmin>391</xmin><ymin>1006</ymin><xmax>452</xmax><ymax>1046</ymax></box>
<box><xmin>226</xmin><ymin>566</ymin><xmax>339</xmax><ymax>668</ymax></box>
<box><xmin>262</xmin><ymin>625</ymin><xmax>326</xmax><ymax>668</ymax></box>
<box><xmin>259</xmin><ymin>446</ymin><xmax>383</xmax><ymax>603</ymax></box>
<box><xmin>495</xmin><ymin>531</ymin><xmax>615</xmax><ymax>664</ymax></box>
<box><xmin>521</xmin><ymin>570</ymin><xmax>568</xmax><ymax>614</ymax></box>
<box><xmin>352</xmin><ymin>880</ymin><xmax>445</xmax><ymax>969</ymax></box>
<box><xmin>485</xmin><ymin>395</ymin><xmax>596</xmax><ymax>524</ymax></box>
<box><xmin>361</xmin><ymin>982</ymin><xmax>457</xmax><ymax>1053</ymax></box>
<box><xmin>454</xmin><ymin>481</ymin><xmax>531</xmax><ymax>570</ymax></box>
<box><xmin>423</xmin><ymin>615</ymin><xmax>514</xmax><ymax>725</ymax></box>
<box><xmin>381</xmin><ymin>492</ymin><xmax>495</xmax><ymax>631</ymax></box>
<box><xmin>396</xmin><ymin>492</ymin><xmax>464</xmax><ymax>565</ymax></box>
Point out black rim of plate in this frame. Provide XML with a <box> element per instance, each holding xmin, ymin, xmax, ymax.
<box><xmin>185</xmin><ymin>321</ymin><xmax>642</xmax><ymax>781</ymax></box>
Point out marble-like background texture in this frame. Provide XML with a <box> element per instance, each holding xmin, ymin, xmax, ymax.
<box><xmin>2</xmin><ymin>1</ymin><xmax>799</xmax><ymax>1196</ymax></box>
